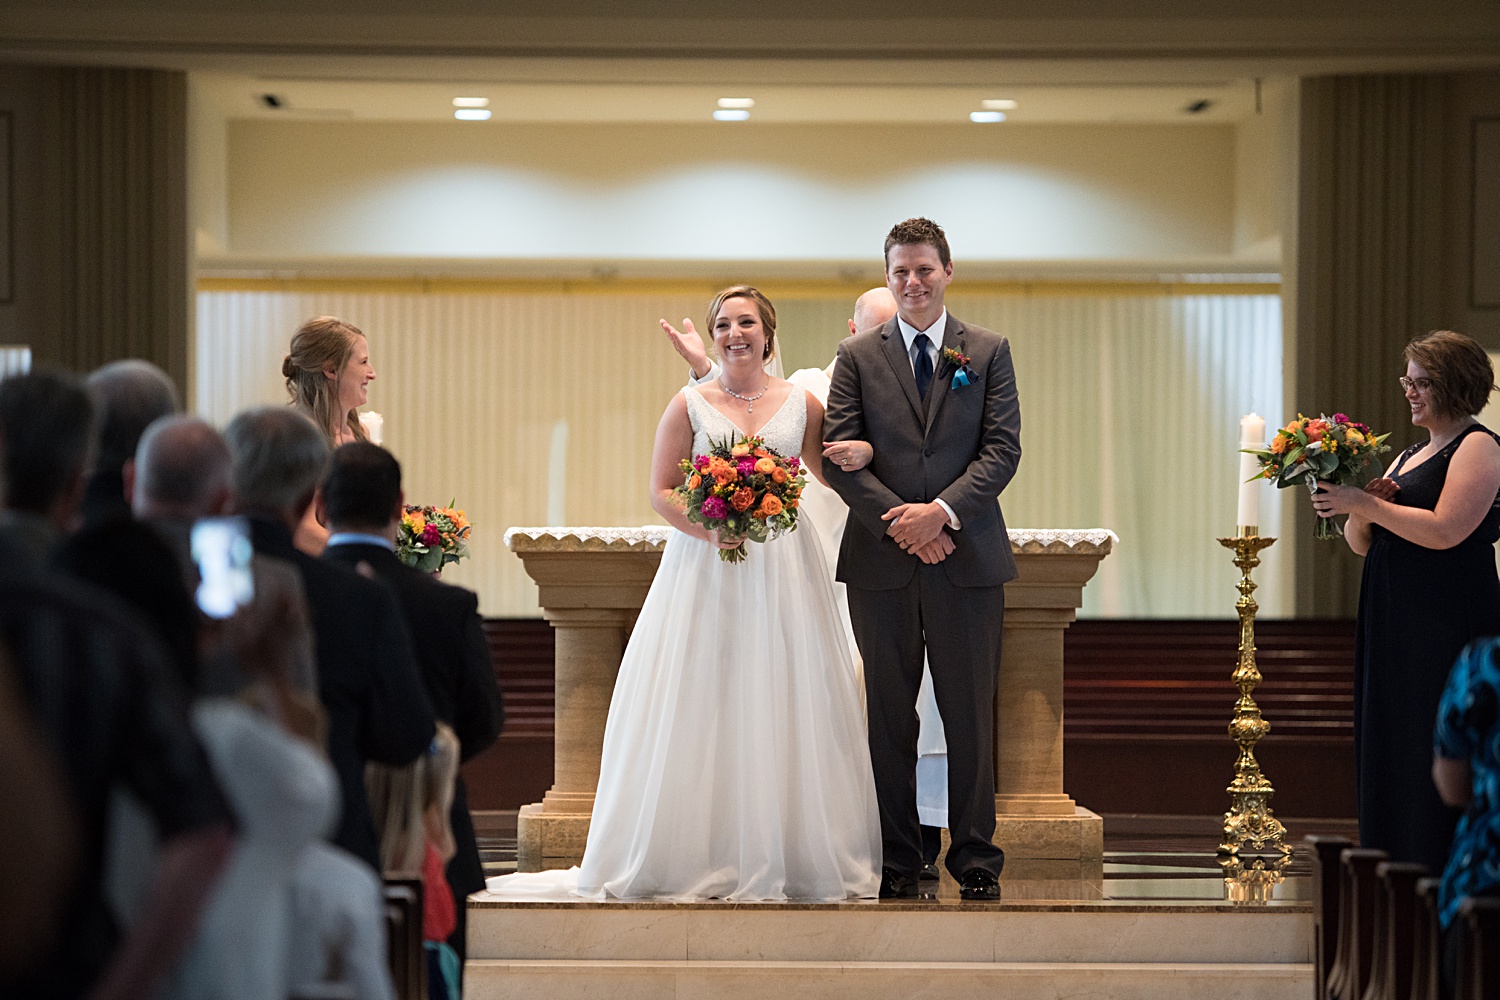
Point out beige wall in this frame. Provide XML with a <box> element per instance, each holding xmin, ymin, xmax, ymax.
<box><xmin>220</xmin><ymin>121</ymin><xmax>1241</xmax><ymax>267</ymax></box>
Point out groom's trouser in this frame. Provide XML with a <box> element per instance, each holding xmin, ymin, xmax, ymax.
<box><xmin>848</xmin><ymin>564</ymin><xmax>1007</xmax><ymax>879</ymax></box>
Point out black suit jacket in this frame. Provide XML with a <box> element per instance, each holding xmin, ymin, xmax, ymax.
<box><xmin>823</xmin><ymin>313</ymin><xmax>1021</xmax><ymax>589</ymax></box>
<box><xmin>248</xmin><ymin>518</ymin><xmax>435</xmax><ymax>871</ymax></box>
<box><xmin>324</xmin><ymin>541</ymin><xmax>504</xmax><ymax>897</ymax></box>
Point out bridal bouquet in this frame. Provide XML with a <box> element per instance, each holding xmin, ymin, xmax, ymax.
<box><xmin>674</xmin><ymin>435</ymin><xmax>806</xmax><ymax>563</ymax></box>
<box><xmin>1244</xmin><ymin>413</ymin><xmax>1392</xmax><ymax>540</ymax></box>
<box><xmin>396</xmin><ymin>502</ymin><xmax>472</xmax><ymax>572</ymax></box>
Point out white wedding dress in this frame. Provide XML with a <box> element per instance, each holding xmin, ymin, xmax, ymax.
<box><xmin>487</xmin><ymin>385</ymin><xmax>880</xmax><ymax>901</ymax></box>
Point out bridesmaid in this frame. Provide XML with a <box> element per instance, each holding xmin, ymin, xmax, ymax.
<box><xmin>281</xmin><ymin>316</ymin><xmax>377</xmax><ymax>553</ymax></box>
<box><xmin>1312</xmin><ymin>329</ymin><xmax>1500</xmax><ymax>872</ymax></box>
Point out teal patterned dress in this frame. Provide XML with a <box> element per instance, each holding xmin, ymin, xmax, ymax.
<box><xmin>1435</xmin><ymin>637</ymin><xmax>1500</xmax><ymax>928</ymax></box>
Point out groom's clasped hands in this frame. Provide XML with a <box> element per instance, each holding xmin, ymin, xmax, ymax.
<box><xmin>882</xmin><ymin>502</ymin><xmax>954</xmax><ymax>565</ymax></box>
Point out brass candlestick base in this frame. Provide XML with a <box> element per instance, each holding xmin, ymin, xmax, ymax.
<box><xmin>1214</xmin><ymin>527</ymin><xmax>1291</xmax><ymax>901</ymax></box>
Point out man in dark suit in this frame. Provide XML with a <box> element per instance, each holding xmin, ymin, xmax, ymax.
<box><xmin>823</xmin><ymin>217</ymin><xmax>1021</xmax><ymax>901</ymax></box>
<box><xmin>224</xmin><ymin>407</ymin><xmax>436</xmax><ymax>873</ymax></box>
<box><xmin>319</xmin><ymin>441</ymin><xmax>504</xmax><ymax>965</ymax></box>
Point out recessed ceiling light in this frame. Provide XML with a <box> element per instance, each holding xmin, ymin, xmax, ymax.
<box><xmin>717</xmin><ymin>97</ymin><xmax>755</xmax><ymax>109</ymax></box>
<box><xmin>982</xmin><ymin>99</ymin><xmax>1018</xmax><ymax>111</ymax></box>
<box><xmin>454</xmin><ymin>109</ymin><xmax>492</xmax><ymax>121</ymax></box>
<box><xmin>452</xmin><ymin>97</ymin><xmax>490</xmax><ymax>108</ymax></box>
<box><xmin>970</xmin><ymin>111</ymin><xmax>1006</xmax><ymax>123</ymax></box>
<box><xmin>713</xmin><ymin>109</ymin><xmax>751</xmax><ymax>122</ymax></box>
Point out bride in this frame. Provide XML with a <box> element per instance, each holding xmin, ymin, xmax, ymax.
<box><xmin>489</xmin><ymin>285</ymin><xmax>881</xmax><ymax>901</ymax></box>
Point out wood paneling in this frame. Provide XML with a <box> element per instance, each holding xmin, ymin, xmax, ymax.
<box><xmin>464</xmin><ymin>617</ymin><xmax>1357</xmax><ymax>817</ymax></box>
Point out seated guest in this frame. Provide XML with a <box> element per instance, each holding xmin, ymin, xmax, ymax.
<box><xmin>0</xmin><ymin>504</ymin><xmax>232</xmax><ymax>998</ymax></box>
<box><xmin>322</xmin><ymin>441</ymin><xmax>504</xmax><ymax>966</ymax></box>
<box><xmin>0</xmin><ymin>370</ymin><xmax>96</xmax><ymax>568</ymax></box>
<box><xmin>126</xmin><ymin>414</ymin><xmax>390</xmax><ymax>1000</ymax></box>
<box><xmin>0</xmin><ymin>642</ymin><xmax>80</xmax><ymax>976</ymax></box>
<box><xmin>224</xmin><ymin>407</ymin><xmax>436</xmax><ymax>872</ymax></box>
<box><xmin>83</xmin><ymin>359</ymin><xmax>180</xmax><ymax>527</ymax></box>
<box><xmin>1433</xmin><ymin>637</ymin><xmax>1500</xmax><ymax>997</ymax></box>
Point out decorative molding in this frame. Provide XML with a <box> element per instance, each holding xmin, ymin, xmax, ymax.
<box><xmin>506</xmin><ymin>525</ymin><xmax>1117</xmax><ymax>556</ymax></box>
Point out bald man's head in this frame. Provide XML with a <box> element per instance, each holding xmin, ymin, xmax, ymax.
<box><xmin>133</xmin><ymin>416</ymin><xmax>233</xmax><ymax>521</ymax></box>
<box><xmin>849</xmin><ymin>287</ymin><xmax>898</xmax><ymax>336</ymax></box>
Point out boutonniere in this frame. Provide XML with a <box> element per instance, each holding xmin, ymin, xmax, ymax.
<box><xmin>941</xmin><ymin>348</ymin><xmax>978</xmax><ymax>390</ymax></box>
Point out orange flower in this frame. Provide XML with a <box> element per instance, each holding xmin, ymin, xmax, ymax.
<box><xmin>1269</xmin><ymin>435</ymin><xmax>1288</xmax><ymax>455</ymax></box>
<box><xmin>731</xmin><ymin>443</ymin><xmax>752</xmax><ymax>457</ymax></box>
<box><xmin>689</xmin><ymin>474</ymin><xmax>702</xmax><ymax>489</ymax></box>
<box><xmin>730</xmin><ymin>487</ymin><xmax>756</xmax><ymax>512</ymax></box>
<box><xmin>771</xmin><ymin>466</ymin><xmax>789</xmax><ymax>484</ymax></box>
<box><xmin>754</xmin><ymin>457</ymin><xmax>775</xmax><ymax>475</ymax></box>
<box><xmin>787</xmin><ymin>498</ymin><xmax>799</xmax><ymax>508</ymax></box>
<box><xmin>754</xmin><ymin>448</ymin><xmax>770</xmax><ymax>459</ymax></box>
<box><xmin>1305</xmin><ymin>419</ymin><xmax>1329</xmax><ymax>442</ymax></box>
<box><xmin>757</xmin><ymin>494</ymin><xmax>784</xmax><ymax>518</ymax></box>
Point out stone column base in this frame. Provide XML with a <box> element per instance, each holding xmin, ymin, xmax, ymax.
<box><xmin>516</xmin><ymin>802</ymin><xmax>592</xmax><ymax>873</ymax></box>
<box><xmin>994</xmin><ymin>806</ymin><xmax>1104</xmax><ymax>862</ymax></box>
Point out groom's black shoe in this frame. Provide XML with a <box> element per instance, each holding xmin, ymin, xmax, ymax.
<box><xmin>918</xmin><ymin>862</ymin><xmax>941</xmax><ymax>882</ymax></box>
<box><xmin>879</xmin><ymin>867</ymin><xmax>920</xmax><ymax>898</ymax></box>
<box><xmin>957</xmin><ymin>868</ymin><xmax>1001</xmax><ymax>901</ymax></box>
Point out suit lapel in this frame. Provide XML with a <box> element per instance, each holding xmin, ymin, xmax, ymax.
<box><xmin>880</xmin><ymin>319</ymin><xmax>924</xmax><ymax>424</ymax></box>
<box><xmin>923</xmin><ymin>315</ymin><xmax>964</xmax><ymax>437</ymax></box>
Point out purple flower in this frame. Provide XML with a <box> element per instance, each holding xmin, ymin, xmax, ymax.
<box><xmin>737</xmin><ymin>458</ymin><xmax>756</xmax><ymax>477</ymax></box>
<box><xmin>693</xmin><ymin>454</ymin><xmax>710</xmax><ymax>471</ymax></box>
<box><xmin>786</xmin><ymin>456</ymin><xmax>801</xmax><ymax>470</ymax></box>
<box><xmin>1333</xmin><ymin>413</ymin><xmax>1349</xmax><ymax>424</ymax></box>
<box><xmin>421</xmin><ymin>524</ymin><xmax>442</xmax><ymax>547</ymax></box>
<box><xmin>701</xmin><ymin>496</ymin><xmax>728</xmax><ymax>519</ymax></box>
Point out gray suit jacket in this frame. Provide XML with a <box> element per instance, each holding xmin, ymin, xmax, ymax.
<box><xmin>822</xmin><ymin>313</ymin><xmax>1020</xmax><ymax>590</ymax></box>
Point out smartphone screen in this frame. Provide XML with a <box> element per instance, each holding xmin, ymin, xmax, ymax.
<box><xmin>191</xmin><ymin>516</ymin><xmax>255</xmax><ymax>619</ymax></box>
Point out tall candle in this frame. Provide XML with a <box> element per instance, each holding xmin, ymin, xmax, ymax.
<box><xmin>359</xmin><ymin>410</ymin><xmax>384</xmax><ymax>445</ymax></box>
<box><xmin>1237</xmin><ymin>413</ymin><xmax>1266</xmax><ymax>528</ymax></box>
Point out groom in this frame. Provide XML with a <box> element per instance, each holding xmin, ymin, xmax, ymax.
<box><xmin>823</xmin><ymin>218</ymin><xmax>1020</xmax><ymax>900</ymax></box>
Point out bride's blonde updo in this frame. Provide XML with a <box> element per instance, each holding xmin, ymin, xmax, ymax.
<box><xmin>707</xmin><ymin>285</ymin><xmax>777</xmax><ymax>362</ymax></box>
<box><xmin>283</xmin><ymin>316</ymin><xmax>368</xmax><ymax>444</ymax></box>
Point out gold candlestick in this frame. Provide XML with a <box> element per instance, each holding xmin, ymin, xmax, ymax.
<box><xmin>1215</xmin><ymin>526</ymin><xmax>1291</xmax><ymax>902</ymax></box>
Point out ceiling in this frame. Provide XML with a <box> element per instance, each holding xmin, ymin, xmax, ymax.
<box><xmin>199</xmin><ymin>75</ymin><xmax>1266</xmax><ymax>125</ymax></box>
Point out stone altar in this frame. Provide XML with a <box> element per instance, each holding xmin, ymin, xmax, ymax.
<box><xmin>504</xmin><ymin>526</ymin><xmax>1116</xmax><ymax>872</ymax></box>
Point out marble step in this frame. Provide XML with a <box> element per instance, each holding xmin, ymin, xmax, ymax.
<box><xmin>465</xmin><ymin>958</ymin><xmax>1312</xmax><ymax>1000</ymax></box>
<box><xmin>468</xmin><ymin>904</ymin><xmax>1312</xmax><ymax>965</ymax></box>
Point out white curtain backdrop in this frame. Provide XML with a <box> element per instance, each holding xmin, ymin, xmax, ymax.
<box><xmin>195</xmin><ymin>285</ymin><xmax>1284</xmax><ymax>618</ymax></box>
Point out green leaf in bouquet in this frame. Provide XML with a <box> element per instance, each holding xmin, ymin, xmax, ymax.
<box><xmin>1277</xmin><ymin>462</ymin><xmax>1312</xmax><ymax>487</ymax></box>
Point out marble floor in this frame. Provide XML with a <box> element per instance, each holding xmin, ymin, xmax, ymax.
<box><xmin>472</xmin><ymin>811</ymin><xmax>1357</xmax><ymax>907</ymax></box>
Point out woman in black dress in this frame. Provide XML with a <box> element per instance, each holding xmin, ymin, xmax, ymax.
<box><xmin>1312</xmin><ymin>330</ymin><xmax>1500</xmax><ymax>872</ymax></box>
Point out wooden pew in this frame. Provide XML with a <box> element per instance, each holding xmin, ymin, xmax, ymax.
<box><xmin>1309</xmin><ymin>835</ymin><xmax>1355</xmax><ymax>998</ymax></box>
<box><xmin>1408</xmin><ymin>878</ymin><xmax>1441</xmax><ymax>1000</ymax></box>
<box><xmin>384</xmin><ymin>878</ymin><xmax>427</xmax><ymax>1000</ymax></box>
<box><xmin>1364</xmin><ymin>862</ymin><xmax>1426</xmax><ymax>1000</ymax></box>
<box><xmin>1453</xmin><ymin>895</ymin><xmax>1500</xmax><ymax>1000</ymax></box>
<box><xmin>1328</xmin><ymin>848</ymin><xmax>1389</xmax><ymax>1000</ymax></box>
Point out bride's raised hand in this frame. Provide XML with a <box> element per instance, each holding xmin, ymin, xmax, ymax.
<box><xmin>660</xmin><ymin>318</ymin><xmax>711</xmax><ymax>379</ymax></box>
<box><xmin>823</xmin><ymin>439</ymin><xmax>873</xmax><ymax>472</ymax></box>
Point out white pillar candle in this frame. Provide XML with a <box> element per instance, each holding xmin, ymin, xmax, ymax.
<box><xmin>1237</xmin><ymin>413</ymin><xmax>1266</xmax><ymax>528</ymax></box>
<box><xmin>358</xmin><ymin>410</ymin><xmax>384</xmax><ymax>445</ymax></box>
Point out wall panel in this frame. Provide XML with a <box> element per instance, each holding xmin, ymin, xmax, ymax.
<box><xmin>197</xmin><ymin>282</ymin><xmax>1283</xmax><ymax>617</ymax></box>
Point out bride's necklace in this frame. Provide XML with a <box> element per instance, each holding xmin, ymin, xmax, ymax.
<box><xmin>718</xmin><ymin>376</ymin><xmax>769</xmax><ymax>413</ymax></box>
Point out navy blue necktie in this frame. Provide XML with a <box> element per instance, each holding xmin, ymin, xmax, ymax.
<box><xmin>912</xmin><ymin>333</ymin><xmax>934</xmax><ymax>399</ymax></box>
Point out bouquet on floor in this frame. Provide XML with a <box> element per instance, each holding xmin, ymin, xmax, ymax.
<box><xmin>396</xmin><ymin>501</ymin><xmax>472</xmax><ymax>572</ymax></box>
<box><xmin>674</xmin><ymin>435</ymin><xmax>806</xmax><ymax>563</ymax></box>
<box><xmin>1244</xmin><ymin>413</ymin><xmax>1392</xmax><ymax>540</ymax></box>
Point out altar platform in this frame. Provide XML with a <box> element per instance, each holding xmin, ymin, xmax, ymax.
<box><xmin>464</xmin><ymin>815</ymin><xmax>1345</xmax><ymax>999</ymax></box>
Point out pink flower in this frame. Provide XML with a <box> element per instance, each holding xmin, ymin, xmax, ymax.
<box><xmin>421</xmin><ymin>524</ymin><xmax>442</xmax><ymax>547</ymax></box>
<box><xmin>786</xmin><ymin>456</ymin><xmax>801</xmax><ymax>470</ymax></box>
<box><xmin>693</xmin><ymin>454</ymin><xmax>710</xmax><ymax>471</ymax></box>
<box><xmin>701</xmin><ymin>496</ymin><xmax>728</xmax><ymax>519</ymax></box>
<box><xmin>737</xmin><ymin>458</ymin><xmax>756</xmax><ymax>478</ymax></box>
<box><xmin>1333</xmin><ymin>413</ymin><xmax>1349</xmax><ymax>424</ymax></box>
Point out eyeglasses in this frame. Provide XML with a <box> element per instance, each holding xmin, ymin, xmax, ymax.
<box><xmin>1399</xmin><ymin>376</ymin><xmax>1434</xmax><ymax>393</ymax></box>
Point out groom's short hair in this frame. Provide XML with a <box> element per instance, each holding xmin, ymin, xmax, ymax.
<box><xmin>884</xmin><ymin>217</ymin><xmax>951</xmax><ymax>269</ymax></box>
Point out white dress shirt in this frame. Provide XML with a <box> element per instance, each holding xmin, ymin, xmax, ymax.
<box><xmin>894</xmin><ymin>310</ymin><xmax>961</xmax><ymax>530</ymax></box>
